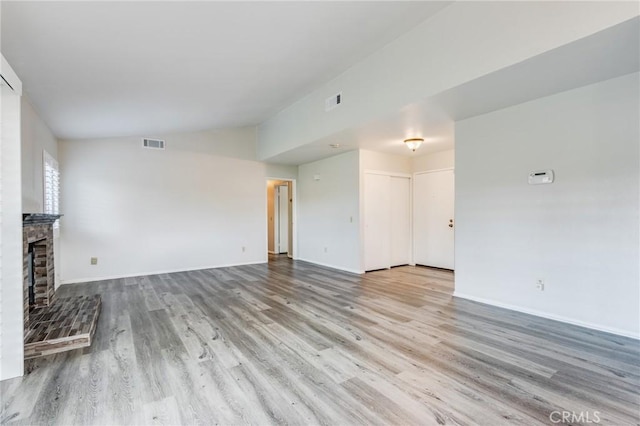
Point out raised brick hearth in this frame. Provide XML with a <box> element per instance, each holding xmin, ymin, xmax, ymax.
<box><xmin>24</xmin><ymin>295</ymin><xmax>101</xmax><ymax>359</ymax></box>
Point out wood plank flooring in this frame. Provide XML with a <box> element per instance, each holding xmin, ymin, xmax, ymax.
<box><xmin>2</xmin><ymin>256</ymin><xmax>639</xmax><ymax>425</ymax></box>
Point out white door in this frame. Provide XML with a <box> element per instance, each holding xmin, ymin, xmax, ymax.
<box><xmin>414</xmin><ymin>170</ymin><xmax>455</xmax><ymax>269</ymax></box>
<box><xmin>364</xmin><ymin>173</ymin><xmax>391</xmax><ymax>271</ymax></box>
<box><xmin>277</xmin><ymin>185</ymin><xmax>289</xmax><ymax>254</ymax></box>
<box><xmin>390</xmin><ymin>176</ymin><xmax>411</xmax><ymax>267</ymax></box>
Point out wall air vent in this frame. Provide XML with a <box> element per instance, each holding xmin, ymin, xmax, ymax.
<box><xmin>325</xmin><ymin>92</ymin><xmax>342</xmax><ymax>112</ymax></box>
<box><xmin>142</xmin><ymin>138</ymin><xmax>165</xmax><ymax>149</ymax></box>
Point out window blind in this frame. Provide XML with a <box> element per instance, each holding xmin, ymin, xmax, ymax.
<box><xmin>43</xmin><ymin>150</ymin><xmax>60</xmax><ymax>228</ymax></box>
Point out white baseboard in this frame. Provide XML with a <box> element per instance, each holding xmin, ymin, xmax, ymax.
<box><xmin>296</xmin><ymin>257</ymin><xmax>363</xmax><ymax>275</ymax></box>
<box><xmin>60</xmin><ymin>261</ymin><xmax>268</xmax><ymax>285</ymax></box>
<box><xmin>453</xmin><ymin>291</ymin><xmax>640</xmax><ymax>340</ymax></box>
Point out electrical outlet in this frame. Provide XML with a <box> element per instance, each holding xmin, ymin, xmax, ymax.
<box><xmin>536</xmin><ymin>279</ymin><xmax>544</xmax><ymax>291</ymax></box>
<box><xmin>90</xmin><ymin>257</ymin><xmax>98</xmax><ymax>265</ymax></box>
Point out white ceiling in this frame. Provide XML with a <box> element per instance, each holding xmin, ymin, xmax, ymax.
<box><xmin>1</xmin><ymin>1</ymin><xmax>450</xmax><ymax>140</ymax></box>
<box><xmin>266</xmin><ymin>16</ymin><xmax>639</xmax><ymax>165</ymax></box>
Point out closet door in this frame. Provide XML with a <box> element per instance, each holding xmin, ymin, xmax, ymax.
<box><xmin>364</xmin><ymin>173</ymin><xmax>390</xmax><ymax>271</ymax></box>
<box><xmin>413</xmin><ymin>170</ymin><xmax>455</xmax><ymax>269</ymax></box>
<box><xmin>390</xmin><ymin>176</ymin><xmax>411</xmax><ymax>267</ymax></box>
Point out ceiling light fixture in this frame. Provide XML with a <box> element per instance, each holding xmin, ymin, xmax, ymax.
<box><xmin>404</xmin><ymin>138</ymin><xmax>423</xmax><ymax>152</ymax></box>
<box><xmin>329</xmin><ymin>144</ymin><xmax>340</xmax><ymax>149</ymax></box>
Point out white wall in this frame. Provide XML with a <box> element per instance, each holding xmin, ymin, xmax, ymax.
<box><xmin>58</xmin><ymin>127</ymin><xmax>273</xmax><ymax>283</ymax></box>
<box><xmin>1</xmin><ymin>54</ymin><xmax>24</xmax><ymax>380</ymax></box>
<box><xmin>412</xmin><ymin>149</ymin><xmax>454</xmax><ymax>173</ymax></box>
<box><xmin>298</xmin><ymin>150</ymin><xmax>360</xmax><ymax>273</ymax></box>
<box><xmin>455</xmin><ymin>73</ymin><xmax>640</xmax><ymax>338</ymax></box>
<box><xmin>20</xmin><ymin>96</ymin><xmax>63</xmax><ymax>288</ymax></box>
<box><xmin>21</xmin><ymin>96</ymin><xmax>58</xmax><ymax>213</ymax></box>
<box><xmin>258</xmin><ymin>2</ymin><xmax>638</xmax><ymax>160</ymax></box>
<box><xmin>266</xmin><ymin>163</ymin><xmax>297</xmax><ymax>181</ymax></box>
<box><xmin>360</xmin><ymin>149</ymin><xmax>411</xmax><ymax>175</ymax></box>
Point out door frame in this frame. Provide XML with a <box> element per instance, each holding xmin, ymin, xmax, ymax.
<box><xmin>361</xmin><ymin>170</ymin><xmax>413</xmax><ymax>272</ymax></box>
<box><xmin>412</xmin><ymin>167</ymin><xmax>455</xmax><ymax>270</ymax></box>
<box><xmin>276</xmin><ymin>184</ymin><xmax>289</xmax><ymax>254</ymax></box>
<box><xmin>265</xmin><ymin>177</ymin><xmax>297</xmax><ymax>259</ymax></box>
<box><xmin>272</xmin><ymin>185</ymin><xmax>280</xmax><ymax>254</ymax></box>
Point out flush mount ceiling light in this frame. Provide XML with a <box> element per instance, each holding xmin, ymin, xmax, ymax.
<box><xmin>404</xmin><ymin>138</ymin><xmax>423</xmax><ymax>152</ymax></box>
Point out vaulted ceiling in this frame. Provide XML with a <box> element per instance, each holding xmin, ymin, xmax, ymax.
<box><xmin>1</xmin><ymin>1</ymin><xmax>450</xmax><ymax>140</ymax></box>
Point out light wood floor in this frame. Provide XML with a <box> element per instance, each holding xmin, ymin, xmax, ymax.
<box><xmin>1</xmin><ymin>256</ymin><xmax>639</xmax><ymax>425</ymax></box>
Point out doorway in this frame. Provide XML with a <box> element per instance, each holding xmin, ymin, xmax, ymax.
<box><xmin>413</xmin><ymin>169</ymin><xmax>455</xmax><ymax>270</ymax></box>
<box><xmin>267</xmin><ymin>179</ymin><xmax>295</xmax><ymax>260</ymax></box>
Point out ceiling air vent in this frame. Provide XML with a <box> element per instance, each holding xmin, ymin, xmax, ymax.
<box><xmin>325</xmin><ymin>92</ymin><xmax>342</xmax><ymax>112</ymax></box>
<box><xmin>142</xmin><ymin>138</ymin><xmax>165</xmax><ymax>150</ymax></box>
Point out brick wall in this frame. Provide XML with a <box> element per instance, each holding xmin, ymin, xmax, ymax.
<box><xmin>23</xmin><ymin>223</ymin><xmax>56</xmax><ymax>332</ymax></box>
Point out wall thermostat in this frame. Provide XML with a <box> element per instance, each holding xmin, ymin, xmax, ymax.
<box><xmin>528</xmin><ymin>169</ymin><xmax>554</xmax><ymax>185</ymax></box>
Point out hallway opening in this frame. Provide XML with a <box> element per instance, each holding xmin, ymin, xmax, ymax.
<box><xmin>266</xmin><ymin>179</ymin><xmax>295</xmax><ymax>260</ymax></box>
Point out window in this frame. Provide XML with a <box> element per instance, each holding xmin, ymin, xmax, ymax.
<box><xmin>43</xmin><ymin>150</ymin><xmax>60</xmax><ymax>227</ymax></box>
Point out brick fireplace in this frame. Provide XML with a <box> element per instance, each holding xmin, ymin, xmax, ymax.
<box><xmin>22</xmin><ymin>213</ymin><xmax>102</xmax><ymax>360</ymax></box>
<box><xmin>22</xmin><ymin>214</ymin><xmax>60</xmax><ymax>329</ymax></box>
